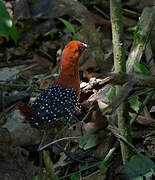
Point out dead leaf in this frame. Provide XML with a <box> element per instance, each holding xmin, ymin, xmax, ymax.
<box><xmin>83</xmin><ymin>122</ymin><xmax>96</xmax><ymax>132</ymax></box>
<box><xmin>130</xmin><ymin>106</ymin><xmax>155</xmax><ymax>125</ymax></box>
<box><xmin>150</xmin><ymin>105</ymin><xmax>155</xmax><ymax>113</ymax></box>
<box><xmin>33</xmin><ymin>54</ymin><xmax>53</xmax><ymax>72</ymax></box>
<box><xmin>14</xmin><ymin>0</ymin><xmax>31</xmax><ymax>21</ymax></box>
<box><xmin>143</xmin><ymin>107</ymin><xmax>155</xmax><ymax>125</ymax></box>
<box><xmin>83</xmin><ymin>169</ymin><xmax>106</xmax><ymax>180</ymax></box>
<box><xmin>144</xmin><ymin>135</ymin><xmax>155</xmax><ymax>158</ymax></box>
<box><xmin>70</xmin><ymin>122</ymin><xmax>85</xmax><ymax>141</ymax></box>
<box><xmin>88</xmin><ymin>11</ymin><xmax>111</xmax><ymax>38</ymax></box>
<box><xmin>0</xmin><ymin>146</ymin><xmax>38</xmax><ymax>180</ymax></box>
<box><xmin>3</xmin><ymin>106</ymin><xmax>42</xmax><ymax>146</ymax></box>
<box><xmin>40</xmin><ymin>79</ymin><xmax>53</xmax><ymax>89</ymax></box>
<box><xmin>0</xmin><ymin>128</ymin><xmax>12</xmax><ymax>158</ymax></box>
<box><xmin>0</xmin><ymin>65</ymin><xmax>26</xmax><ymax>81</ymax></box>
<box><xmin>88</xmin><ymin>84</ymin><xmax>111</xmax><ymax>105</ymax></box>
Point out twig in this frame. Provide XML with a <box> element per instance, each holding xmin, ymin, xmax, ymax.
<box><xmin>39</xmin><ymin>136</ymin><xmax>80</xmax><ymax>151</ymax></box>
<box><xmin>107</xmin><ymin>125</ymin><xmax>140</xmax><ymax>155</ymax></box>
<box><xmin>108</xmin><ymin>72</ymin><xmax>155</xmax><ymax>89</ymax></box>
<box><xmin>93</xmin><ymin>5</ymin><xmax>110</xmax><ymax>19</ymax></box>
<box><xmin>130</xmin><ymin>90</ymin><xmax>155</xmax><ymax>126</ymax></box>
<box><xmin>0</xmin><ymin>83</ymin><xmax>33</xmax><ymax>88</ymax></box>
<box><xmin>0</xmin><ymin>60</ymin><xmax>37</xmax><ymax>68</ymax></box>
<box><xmin>55</xmin><ymin>143</ymin><xmax>84</xmax><ymax>163</ymax></box>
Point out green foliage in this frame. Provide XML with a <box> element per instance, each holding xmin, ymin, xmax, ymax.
<box><xmin>98</xmin><ymin>159</ymin><xmax>109</xmax><ymax>170</ymax></box>
<box><xmin>9</xmin><ymin>24</ymin><xmax>18</xmax><ymax>44</ymax></box>
<box><xmin>49</xmin><ymin>29</ymin><xmax>56</xmax><ymax>40</ymax></box>
<box><xmin>58</xmin><ymin>17</ymin><xmax>77</xmax><ymax>40</ymax></box>
<box><xmin>59</xmin><ymin>143</ymin><xmax>117</xmax><ymax>179</ymax></box>
<box><xmin>134</xmin><ymin>60</ymin><xmax>150</xmax><ymax>76</ymax></box>
<box><xmin>70</xmin><ymin>172</ymin><xmax>80</xmax><ymax>180</ymax></box>
<box><xmin>0</xmin><ymin>0</ymin><xmax>12</xmax><ymax>38</ymax></box>
<box><xmin>43</xmin><ymin>150</ymin><xmax>58</xmax><ymax>180</ymax></box>
<box><xmin>130</xmin><ymin>60</ymin><xmax>153</xmax><ymax>124</ymax></box>
<box><xmin>80</xmin><ymin>163</ymin><xmax>89</xmax><ymax>171</ymax></box>
<box><xmin>106</xmin><ymin>86</ymin><xmax>116</xmax><ymax>103</ymax></box>
<box><xmin>70</xmin><ymin>163</ymin><xmax>96</xmax><ymax>180</ymax></box>
<box><xmin>79</xmin><ymin>131</ymin><xmax>99</xmax><ymax>150</ymax></box>
<box><xmin>32</xmin><ymin>170</ymin><xmax>47</xmax><ymax>180</ymax></box>
<box><xmin>121</xmin><ymin>154</ymin><xmax>155</xmax><ymax>180</ymax></box>
<box><xmin>0</xmin><ymin>0</ymin><xmax>18</xmax><ymax>44</ymax></box>
<box><xmin>133</xmin><ymin>25</ymin><xmax>145</xmax><ymax>48</ymax></box>
<box><xmin>129</xmin><ymin>96</ymin><xmax>140</xmax><ymax>113</ymax></box>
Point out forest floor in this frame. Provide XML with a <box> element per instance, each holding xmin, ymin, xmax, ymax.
<box><xmin>0</xmin><ymin>0</ymin><xmax>155</xmax><ymax>179</ymax></box>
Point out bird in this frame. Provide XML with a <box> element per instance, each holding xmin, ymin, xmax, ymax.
<box><xmin>18</xmin><ymin>41</ymin><xmax>87</xmax><ymax>129</ymax></box>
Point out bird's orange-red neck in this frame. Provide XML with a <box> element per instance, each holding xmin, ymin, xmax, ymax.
<box><xmin>55</xmin><ymin>41</ymin><xmax>87</xmax><ymax>99</ymax></box>
<box><xmin>55</xmin><ymin>62</ymin><xmax>80</xmax><ymax>98</ymax></box>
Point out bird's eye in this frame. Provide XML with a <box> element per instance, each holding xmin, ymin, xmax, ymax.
<box><xmin>74</xmin><ymin>45</ymin><xmax>86</xmax><ymax>55</ymax></box>
<box><xmin>78</xmin><ymin>45</ymin><xmax>85</xmax><ymax>52</ymax></box>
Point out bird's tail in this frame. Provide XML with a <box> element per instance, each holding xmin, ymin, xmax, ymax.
<box><xmin>17</xmin><ymin>101</ymin><xmax>36</xmax><ymax>122</ymax></box>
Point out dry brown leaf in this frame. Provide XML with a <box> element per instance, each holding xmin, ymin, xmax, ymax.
<box><xmin>130</xmin><ymin>107</ymin><xmax>155</xmax><ymax>125</ymax></box>
<box><xmin>0</xmin><ymin>146</ymin><xmax>38</xmax><ymax>180</ymax></box>
<box><xmin>39</xmin><ymin>79</ymin><xmax>53</xmax><ymax>89</ymax></box>
<box><xmin>83</xmin><ymin>169</ymin><xmax>106</xmax><ymax>180</ymax></box>
<box><xmin>83</xmin><ymin>122</ymin><xmax>96</xmax><ymax>132</ymax></box>
<box><xmin>3</xmin><ymin>106</ymin><xmax>42</xmax><ymax>146</ymax></box>
<box><xmin>144</xmin><ymin>135</ymin><xmax>155</xmax><ymax>158</ymax></box>
<box><xmin>0</xmin><ymin>128</ymin><xmax>12</xmax><ymax>158</ymax></box>
<box><xmin>33</xmin><ymin>54</ymin><xmax>53</xmax><ymax>72</ymax></box>
<box><xmin>88</xmin><ymin>11</ymin><xmax>111</xmax><ymax>38</ymax></box>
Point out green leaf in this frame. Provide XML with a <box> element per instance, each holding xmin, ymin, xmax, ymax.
<box><xmin>80</xmin><ymin>163</ymin><xmax>89</xmax><ymax>171</ymax></box>
<box><xmin>58</xmin><ymin>18</ymin><xmax>75</xmax><ymax>34</ymax></box>
<box><xmin>98</xmin><ymin>160</ymin><xmax>108</xmax><ymax>170</ymax></box>
<box><xmin>121</xmin><ymin>154</ymin><xmax>155</xmax><ymax>180</ymax></box>
<box><xmin>106</xmin><ymin>86</ymin><xmax>116</xmax><ymax>103</ymax></box>
<box><xmin>32</xmin><ymin>170</ymin><xmax>47</xmax><ymax>180</ymax></box>
<box><xmin>9</xmin><ymin>24</ymin><xmax>18</xmax><ymax>45</ymax></box>
<box><xmin>58</xmin><ymin>17</ymin><xmax>76</xmax><ymax>40</ymax></box>
<box><xmin>71</xmin><ymin>172</ymin><xmax>80</xmax><ymax>180</ymax></box>
<box><xmin>79</xmin><ymin>131</ymin><xmax>99</xmax><ymax>150</ymax></box>
<box><xmin>129</xmin><ymin>96</ymin><xmax>140</xmax><ymax>113</ymax></box>
<box><xmin>0</xmin><ymin>0</ymin><xmax>12</xmax><ymax>37</ymax></box>
<box><xmin>134</xmin><ymin>60</ymin><xmax>150</xmax><ymax>76</ymax></box>
<box><xmin>49</xmin><ymin>29</ymin><xmax>56</xmax><ymax>39</ymax></box>
<box><xmin>0</xmin><ymin>0</ymin><xmax>18</xmax><ymax>44</ymax></box>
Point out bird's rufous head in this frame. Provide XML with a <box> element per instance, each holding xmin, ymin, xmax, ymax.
<box><xmin>61</xmin><ymin>41</ymin><xmax>87</xmax><ymax>66</ymax></box>
<box><xmin>56</xmin><ymin>41</ymin><xmax>87</xmax><ymax>99</ymax></box>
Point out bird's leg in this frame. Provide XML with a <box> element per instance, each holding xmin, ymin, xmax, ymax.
<box><xmin>68</xmin><ymin>114</ymin><xmax>80</xmax><ymax>128</ymax></box>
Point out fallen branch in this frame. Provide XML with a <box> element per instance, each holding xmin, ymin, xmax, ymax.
<box><xmin>108</xmin><ymin>72</ymin><xmax>155</xmax><ymax>88</ymax></box>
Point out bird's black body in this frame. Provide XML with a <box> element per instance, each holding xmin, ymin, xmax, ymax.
<box><xmin>30</xmin><ymin>83</ymin><xmax>78</xmax><ymax>128</ymax></box>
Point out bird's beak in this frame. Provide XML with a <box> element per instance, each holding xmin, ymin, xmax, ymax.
<box><xmin>82</xmin><ymin>43</ymin><xmax>87</xmax><ymax>49</ymax></box>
